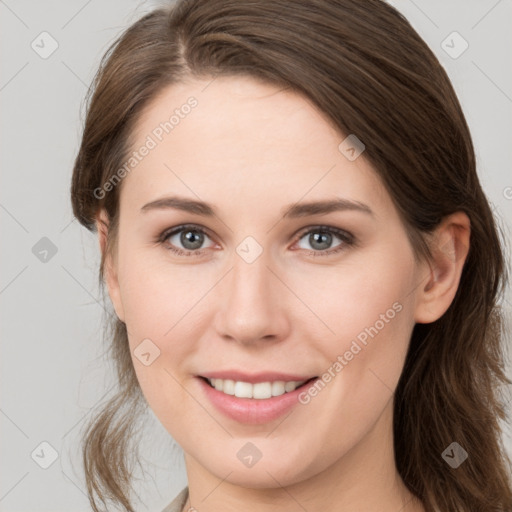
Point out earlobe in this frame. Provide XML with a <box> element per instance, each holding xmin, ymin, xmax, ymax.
<box><xmin>414</xmin><ymin>212</ymin><xmax>470</xmax><ymax>324</ymax></box>
<box><xmin>95</xmin><ymin>210</ymin><xmax>125</xmax><ymax>323</ymax></box>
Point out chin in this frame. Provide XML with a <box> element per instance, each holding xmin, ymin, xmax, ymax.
<box><xmin>198</xmin><ymin>447</ymin><xmax>319</xmax><ymax>490</ymax></box>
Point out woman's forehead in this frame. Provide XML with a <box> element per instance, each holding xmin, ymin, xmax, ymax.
<box><xmin>123</xmin><ymin>76</ymin><xmax>390</xmax><ymax>218</ymax></box>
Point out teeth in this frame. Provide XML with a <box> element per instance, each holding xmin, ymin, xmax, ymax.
<box><xmin>208</xmin><ymin>378</ymin><xmax>307</xmax><ymax>399</ymax></box>
<box><xmin>235</xmin><ymin>381</ymin><xmax>253</xmax><ymax>398</ymax></box>
<box><xmin>222</xmin><ymin>379</ymin><xmax>235</xmax><ymax>395</ymax></box>
<box><xmin>284</xmin><ymin>381</ymin><xmax>297</xmax><ymax>392</ymax></box>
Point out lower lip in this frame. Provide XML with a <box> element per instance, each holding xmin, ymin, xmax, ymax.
<box><xmin>197</xmin><ymin>377</ymin><xmax>318</xmax><ymax>425</ymax></box>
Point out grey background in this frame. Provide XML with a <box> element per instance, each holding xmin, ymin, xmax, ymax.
<box><xmin>1</xmin><ymin>0</ymin><xmax>511</xmax><ymax>510</ymax></box>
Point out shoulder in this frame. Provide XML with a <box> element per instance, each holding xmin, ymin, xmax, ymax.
<box><xmin>161</xmin><ymin>486</ymin><xmax>189</xmax><ymax>512</ymax></box>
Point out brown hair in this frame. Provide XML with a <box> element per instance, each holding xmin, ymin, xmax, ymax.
<box><xmin>70</xmin><ymin>1</ymin><xmax>512</xmax><ymax>510</ymax></box>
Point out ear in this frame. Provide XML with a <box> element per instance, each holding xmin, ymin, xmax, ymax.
<box><xmin>96</xmin><ymin>209</ymin><xmax>125</xmax><ymax>322</ymax></box>
<box><xmin>414</xmin><ymin>211</ymin><xmax>470</xmax><ymax>324</ymax></box>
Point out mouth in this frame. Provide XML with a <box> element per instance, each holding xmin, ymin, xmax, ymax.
<box><xmin>196</xmin><ymin>372</ymin><xmax>320</xmax><ymax>424</ymax></box>
<box><xmin>198</xmin><ymin>375</ymin><xmax>318</xmax><ymax>400</ymax></box>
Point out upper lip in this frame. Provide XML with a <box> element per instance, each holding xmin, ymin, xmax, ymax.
<box><xmin>198</xmin><ymin>371</ymin><xmax>317</xmax><ymax>384</ymax></box>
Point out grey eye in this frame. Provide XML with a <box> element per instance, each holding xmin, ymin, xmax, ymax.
<box><xmin>297</xmin><ymin>230</ymin><xmax>344</xmax><ymax>251</ymax></box>
<box><xmin>166</xmin><ymin>228</ymin><xmax>213</xmax><ymax>251</ymax></box>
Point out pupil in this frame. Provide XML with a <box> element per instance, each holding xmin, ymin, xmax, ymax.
<box><xmin>182</xmin><ymin>230</ymin><xmax>203</xmax><ymax>250</ymax></box>
<box><xmin>311</xmin><ymin>232</ymin><xmax>331</xmax><ymax>250</ymax></box>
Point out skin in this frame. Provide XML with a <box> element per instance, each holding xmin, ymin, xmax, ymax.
<box><xmin>96</xmin><ymin>75</ymin><xmax>470</xmax><ymax>512</ymax></box>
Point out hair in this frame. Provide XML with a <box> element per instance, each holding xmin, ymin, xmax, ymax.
<box><xmin>70</xmin><ymin>0</ymin><xmax>512</xmax><ymax>510</ymax></box>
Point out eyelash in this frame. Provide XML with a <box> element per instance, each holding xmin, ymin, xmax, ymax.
<box><xmin>156</xmin><ymin>223</ymin><xmax>356</xmax><ymax>258</ymax></box>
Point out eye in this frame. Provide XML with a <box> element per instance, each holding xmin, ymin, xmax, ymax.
<box><xmin>157</xmin><ymin>224</ymin><xmax>355</xmax><ymax>257</ymax></box>
<box><xmin>158</xmin><ymin>224</ymin><xmax>216</xmax><ymax>256</ymax></box>
<box><xmin>293</xmin><ymin>225</ymin><xmax>355</xmax><ymax>256</ymax></box>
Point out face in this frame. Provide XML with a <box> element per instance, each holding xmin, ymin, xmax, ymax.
<box><xmin>102</xmin><ymin>75</ymin><xmax>432</xmax><ymax>488</ymax></box>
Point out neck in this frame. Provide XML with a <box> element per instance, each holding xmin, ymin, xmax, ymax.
<box><xmin>182</xmin><ymin>400</ymin><xmax>424</xmax><ymax>512</ymax></box>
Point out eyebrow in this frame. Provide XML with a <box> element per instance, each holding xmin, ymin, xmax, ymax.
<box><xmin>140</xmin><ymin>195</ymin><xmax>374</xmax><ymax>218</ymax></box>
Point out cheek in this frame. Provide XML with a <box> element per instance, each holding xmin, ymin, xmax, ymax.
<box><xmin>288</xmin><ymin>243</ymin><xmax>417</xmax><ymax>428</ymax></box>
<box><xmin>290</xmin><ymin>244</ymin><xmax>417</xmax><ymax>358</ymax></box>
<box><xmin>280</xmin><ymin>251</ymin><xmax>417</xmax><ymax>470</ymax></box>
<box><xmin>115</xmin><ymin>247</ymin><xmax>199</xmax><ymax>402</ymax></box>
<box><xmin>117</xmin><ymin>245</ymin><xmax>207</xmax><ymax>341</ymax></box>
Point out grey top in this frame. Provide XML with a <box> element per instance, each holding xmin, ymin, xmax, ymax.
<box><xmin>161</xmin><ymin>486</ymin><xmax>189</xmax><ymax>512</ymax></box>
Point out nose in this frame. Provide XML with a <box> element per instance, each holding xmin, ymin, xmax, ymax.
<box><xmin>212</xmin><ymin>251</ymin><xmax>291</xmax><ymax>346</ymax></box>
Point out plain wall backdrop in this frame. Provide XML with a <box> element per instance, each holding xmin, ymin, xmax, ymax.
<box><xmin>1</xmin><ymin>0</ymin><xmax>511</xmax><ymax>510</ymax></box>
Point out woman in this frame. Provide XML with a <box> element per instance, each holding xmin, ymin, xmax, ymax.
<box><xmin>70</xmin><ymin>1</ymin><xmax>512</xmax><ymax>511</ymax></box>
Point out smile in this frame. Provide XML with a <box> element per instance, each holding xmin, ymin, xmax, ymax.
<box><xmin>197</xmin><ymin>373</ymin><xmax>319</xmax><ymax>424</ymax></box>
<box><xmin>204</xmin><ymin>377</ymin><xmax>311</xmax><ymax>399</ymax></box>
